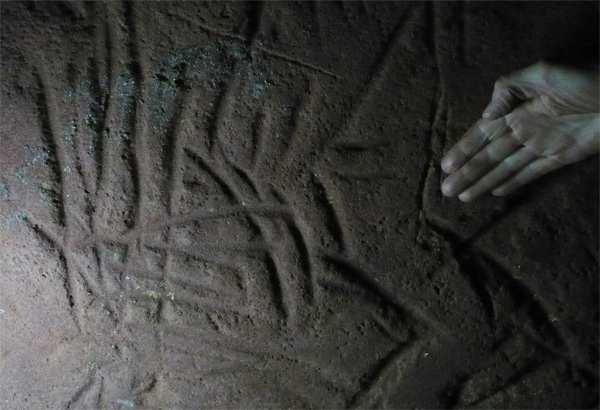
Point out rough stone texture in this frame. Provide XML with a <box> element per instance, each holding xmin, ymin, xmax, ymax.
<box><xmin>0</xmin><ymin>1</ymin><xmax>598</xmax><ymax>409</ymax></box>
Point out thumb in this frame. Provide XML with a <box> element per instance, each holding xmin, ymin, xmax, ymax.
<box><xmin>482</xmin><ymin>62</ymin><xmax>549</xmax><ymax>120</ymax></box>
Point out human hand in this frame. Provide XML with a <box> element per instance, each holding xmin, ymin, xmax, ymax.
<box><xmin>440</xmin><ymin>62</ymin><xmax>600</xmax><ymax>202</ymax></box>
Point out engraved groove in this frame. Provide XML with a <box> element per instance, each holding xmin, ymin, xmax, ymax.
<box><xmin>312</xmin><ymin>172</ymin><xmax>348</xmax><ymax>254</ymax></box>
<box><xmin>424</xmin><ymin>219</ymin><xmax>593</xmax><ymax>374</ymax></box>
<box><xmin>90</xmin><ymin>16</ymin><xmax>112</xmax><ymax>197</ymax></box>
<box><xmin>256</xmin><ymin>45</ymin><xmax>342</xmax><ymax>80</ymax></box>
<box><xmin>34</xmin><ymin>71</ymin><xmax>67</xmax><ymax>227</ymax></box>
<box><xmin>332</xmin><ymin>138</ymin><xmax>393</xmax><ymax>152</ymax></box>
<box><xmin>282</xmin><ymin>218</ymin><xmax>315</xmax><ymax>303</ymax></box>
<box><xmin>165</xmin><ymin>9</ymin><xmax>340</xmax><ymax>80</ymax></box>
<box><xmin>281</xmin><ymin>92</ymin><xmax>307</xmax><ymax>162</ymax></box>
<box><xmin>347</xmin><ymin>345</ymin><xmax>406</xmax><ymax>408</ymax></box>
<box><xmin>66</xmin><ymin>373</ymin><xmax>96</xmax><ymax>410</ymax></box>
<box><xmin>124</xmin><ymin>0</ymin><xmax>150</xmax><ymax>232</ymax></box>
<box><xmin>9</xmin><ymin>4</ymin><xmax>594</xmax><ymax>407</ymax></box>
<box><xmin>94</xmin><ymin>16</ymin><xmax>115</xmax><ymax>200</ymax></box>
<box><xmin>265</xmin><ymin>254</ymin><xmax>290</xmax><ymax>319</ymax></box>
<box><xmin>326</xmin><ymin>4</ymin><xmax>417</xmax><ymax>148</ymax></box>
<box><xmin>208</xmin><ymin>65</ymin><xmax>241</xmax><ymax>156</ymax></box>
<box><xmin>322</xmin><ymin>252</ymin><xmax>450</xmax><ymax>336</ymax></box>
<box><xmin>77</xmin><ymin>204</ymin><xmax>290</xmax><ymax>247</ymax></box>
<box><xmin>250</xmin><ymin>108</ymin><xmax>268</xmax><ymax>171</ymax></box>
<box><xmin>245</xmin><ymin>1</ymin><xmax>264</xmax><ymax>47</ymax></box>
<box><xmin>416</xmin><ymin>88</ymin><xmax>444</xmax><ymax>218</ymax></box>
<box><xmin>183</xmin><ymin>148</ymin><xmax>238</xmax><ymax>202</ymax></box>
<box><xmin>281</xmin><ymin>78</ymin><xmax>321</xmax><ymax>166</ymax></box>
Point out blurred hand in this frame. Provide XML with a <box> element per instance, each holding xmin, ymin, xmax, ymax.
<box><xmin>440</xmin><ymin>61</ymin><xmax>600</xmax><ymax>202</ymax></box>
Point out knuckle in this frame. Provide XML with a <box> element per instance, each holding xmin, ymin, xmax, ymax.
<box><xmin>503</xmin><ymin>154</ymin><xmax>518</xmax><ymax>168</ymax></box>
<box><xmin>463</xmin><ymin>163</ymin><xmax>482</xmax><ymax>180</ymax></box>
<box><xmin>493</xmin><ymin>77</ymin><xmax>509</xmax><ymax>92</ymax></box>
<box><xmin>538</xmin><ymin>95</ymin><xmax>559</xmax><ymax>116</ymax></box>
<box><xmin>523</xmin><ymin>141</ymin><xmax>543</xmax><ymax>156</ymax></box>
<box><xmin>487</xmin><ymin>145</ymin><xmax>504</xmax><ymax>162</ymax></box>
<box><xmin>549</xmin><ymin>154</ymin><xmax>569</xmax><ymax>166</ymax></box>
<box><xmin>535</xmin><ymin>60</ymin><xmax>554</xmax><ymax>85</ymax></box>
<box><xmin>495</xmin><ymin>76</ymin><xmax>508</xmax><ymax>87</ymax></box>
<box><xmin>536</xmin><ymin>60</ymin><xmax>549</xmax><ymax>71</ymax></box>
<box><xmin>506</xmin><ymin>114</ymin><xmax>522</xmax><ymax>133</ymax></box>
<box><xmin>462</xmin><ymin>158</ymin><xmax>482</xmax><ymax>174</ymax></box>
<box><xmin>460</xmin><ymin>163</ymin><xmax>473</xmax><ymax>175</ymax></box>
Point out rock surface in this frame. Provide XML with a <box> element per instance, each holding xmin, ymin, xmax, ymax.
<box><xmin>0</xmin><ymin>2</ymin><xmax>598</xmax><ymax>408</ymax></box>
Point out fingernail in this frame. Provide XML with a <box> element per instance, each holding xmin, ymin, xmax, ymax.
<box><xmin>482</xmin><ymin>104</ymin><xmax>494</xmax><ymax>118</ymax></box>
<box><xmin>441</xmin><ymin>181</ymin><xmax>453</xmax><ymax>197</ymax></box>
<box><xmin>441</xmin><ymin>158</ymin><xmax>454</xmax><ymax>173</ymax></box>
<box><xmin>458</xmin><ymin>192</ymin><xmax>471</xmax><ymax>202</ymax></box>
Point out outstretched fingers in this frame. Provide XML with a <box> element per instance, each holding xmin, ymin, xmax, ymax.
<box><xmin>441</xmin><ymin>62</ymin><xmax>599</xmax><ymax>201</ymax></box>
<box><xmin>492</xmin><ymin>156</ymin><xmax>564</xmax><ymax>196</ymax></box>
<box><xmin>441</xmin><ymin>131</ymin><xmax>522</xmax><ymax>198</ymax></box>
<box><xmin>457</xmin><ymin>147</ymin><xmax>538</xmax><ymax>202</ymax></box>
<box><xmin>441</xmin><ymin>118</ymin><xmax>507</xmax><ymax>174</ymax></box>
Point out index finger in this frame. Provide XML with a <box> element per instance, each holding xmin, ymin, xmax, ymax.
<box><xmin>441</xmin><ymin>117</ymin><xmax>508</xmax><ymax>174</ymax></box>
<box><xmin>482</xmin><ymin>62</ymin><xmax>549</xmax><ymax>120</ymax></box>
